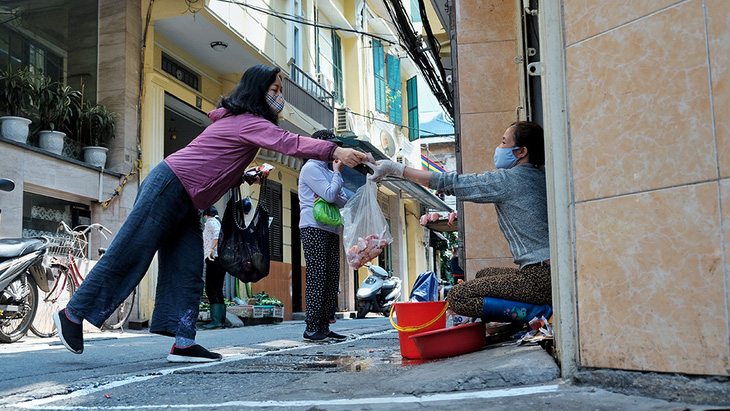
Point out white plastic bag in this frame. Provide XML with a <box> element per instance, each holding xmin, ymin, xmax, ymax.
<box><xmin>341</xmin><ymin>179</ymin><xmax>394</xmax><ymax>269</ymax></box>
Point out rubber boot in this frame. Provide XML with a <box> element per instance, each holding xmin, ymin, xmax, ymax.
<box><xmin>203</xmin><ymin>304</ymin><xmax>226</xmax><ymax>329</ymax></box>
<box><xmin>482</xmin><ymin>297</ymin><xmax>552</xmax><ymax>323</ymax></box>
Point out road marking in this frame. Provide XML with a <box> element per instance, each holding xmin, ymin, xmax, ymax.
<box><xmin>12</xmin><ymin>329</ymin><xmax>397</xmax><ymax>409</ymax></box>
<box><xmin>19</xmin><ymin>385</ymin><xmax>561</xmax><ymax>409</ymax></box>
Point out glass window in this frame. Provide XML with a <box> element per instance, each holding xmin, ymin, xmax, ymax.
<box><xmin>22</xmin><ymin>192</ymin><xmax>91</xmax><ymax>255</ymax></box>
<box><xmin>0</xmin><ymin>1</ymin><xmax>98</xmax><ymax>100</ymax></box>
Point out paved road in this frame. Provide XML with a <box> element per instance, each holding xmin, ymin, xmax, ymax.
<box><xmin>0</xmin><ymin>317</ymin><xmax>718</xmax><ymax>410</ymax></box>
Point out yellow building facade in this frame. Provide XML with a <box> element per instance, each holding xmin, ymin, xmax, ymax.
<box><xmin>136</xmin><ymin>0</ymin><xmax>450</xmax><ymax>320</ymax></box>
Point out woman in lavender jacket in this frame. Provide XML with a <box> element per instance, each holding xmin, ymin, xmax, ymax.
<box><xmin>298</xmin><ymin>130</ymin><xmax>349</xmax><ymax>342</ymax></box>
<box><xmin>54</xmin><ymin>65</ymin><xmax>367</xmax><ymax>362</ymax></box>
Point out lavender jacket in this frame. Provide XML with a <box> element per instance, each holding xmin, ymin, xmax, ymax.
<box><xmin>165</xmin><ymin>108</ymin><xmax>338</xmax><ymax>209</ymax></box>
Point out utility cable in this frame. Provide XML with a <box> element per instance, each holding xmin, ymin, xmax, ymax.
<box><xmin>212</xmin><ymin>0</ymin><xmax>398</xmax><ymax>45</ymax></box>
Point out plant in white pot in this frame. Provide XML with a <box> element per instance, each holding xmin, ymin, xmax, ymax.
<box><xmin>35</xmin><ymin>78</ymin><xmax>81</xmax><ymax>156</ymax></box>
<box><xmin>0</xmin><ymin>65</ymin><xmax>35</xmax><ymax>143</ymax></box>
<box><xmin>80</xmin><ymin>103</ymin><xmax>116</xmax><ymax>168</ymax></box>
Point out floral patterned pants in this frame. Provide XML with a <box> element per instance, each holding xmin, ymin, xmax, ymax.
<box><xmin>446</xmin><ymin>264</ymin><xmax>552</xmax><ymax>317</ymax></box>
<box><xmin>301</xmin><ymin>227</ymin><xmax>340</xmax><ymax>333</ymax></box>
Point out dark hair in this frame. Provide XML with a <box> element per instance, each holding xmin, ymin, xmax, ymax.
<box><xmin>311</xmin><ymin>129</ymin><xmax>342</xmax><ymax>146</ymax></box>
<box><xmin>219</xmin><ymin>65</ymin><xmax>281</xmax><ymax>125</ymax></box>
<box><xmin>511</xmin><ymin>121</ymin><xmax>544</xmax><ymax>167</ymax></box>
<box><xmin>203</xmin><ymin>206</ymin><xmax>218</xmax><ymax>217</ymax></box>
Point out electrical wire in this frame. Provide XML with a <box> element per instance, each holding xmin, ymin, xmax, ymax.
<box><xmin>212</xmin><ymin>0</ymin><xmax>398</xmax><ymax>45</ymax></box>
<box><xmin>380</xmin><ymin>0</ymin><xmax>453</xmax><ymax>120</ymax></box>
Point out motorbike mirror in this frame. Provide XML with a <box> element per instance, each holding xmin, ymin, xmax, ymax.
<box><xmin>0</xmin><ymin>179</ymin><xmax>15</xmax><ymax>192</ymax></box>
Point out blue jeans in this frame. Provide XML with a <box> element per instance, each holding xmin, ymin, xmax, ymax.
<box><xmin>66</xmin><ymin>162</ymin><xmax>204</xmax><ymax>339</ymax></box>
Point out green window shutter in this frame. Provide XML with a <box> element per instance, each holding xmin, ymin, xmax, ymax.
<box><xmin>407</xmin><ymin>76</ymin><xmax>419</xmax><ymax>140</ymax></box>
<box><xmin>332</xmin><ymin>32</ymin><xmax>343</xmax><ymax>104</ymax></box>
<box><xmin>387</xmin><ymin>54</ymin><xmax>402</xmax><ymax>124</ymax></box>
<box><xmin>373</xmin><ymin>40</ymin><xmax>386</xmax><ymax>113</ymax></box>
<box><xmin>410</xmin><ymin>0</ymin><xmax>422</xmax><ymax>23</ymax></box>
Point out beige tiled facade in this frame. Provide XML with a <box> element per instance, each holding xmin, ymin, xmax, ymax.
<box><xmin>454</xmin><ymin>0</ymin><xmax>730</xmax><ymax>376</ymax></box>
<box><xmin>564</xmin><ymin>0</ymin><xmax>730</xmax><ymax>375</ymax></box>
<box><xmin>454</xmin><ymin>1</ymin><xmax>520</xmax><ymax>276</ymax></box>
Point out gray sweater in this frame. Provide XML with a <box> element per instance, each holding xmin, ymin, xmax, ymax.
<box><xmin>429</xmin><ymin>164</ymin><xmax>550</xmax><ymax>268</ymax></box>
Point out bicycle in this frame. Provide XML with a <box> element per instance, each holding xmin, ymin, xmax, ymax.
<box><xmin>30</xmin><ymin>222</ymin><xmax>136</xmax><ymax>337</ymax></box>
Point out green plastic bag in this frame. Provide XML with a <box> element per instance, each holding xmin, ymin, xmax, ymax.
<box><xmin>313</xmin><ymin>197</ymin><xmax>342</xmax><ymax>226</ymax></box>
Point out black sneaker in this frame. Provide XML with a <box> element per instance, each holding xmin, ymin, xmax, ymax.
<box><xmin>167</xmin><ymin>344</ymin><xmax>222</xmax><ymax>363</ymax></box>
<box><xmin>327</xmin><ymin>331</ymin><xmax>347</xmax><ymax>340</ymax></box>
<box><xmin>53</xmin><ymin>308</ymin><xmax>83</xmax><ymax>354</ymax></box>
<box><xmin>303</xmin><ymin>330</ymin><xmax>329</xmax><ymax>342</ymax></box>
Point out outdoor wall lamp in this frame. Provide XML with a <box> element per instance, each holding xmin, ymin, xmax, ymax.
<box><xmin>210</xmin><ymin>41</ymin><xmax>228</xmax><ymax>52</ymax></box>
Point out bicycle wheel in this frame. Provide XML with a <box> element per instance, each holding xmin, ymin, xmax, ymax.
<box><xmin>0</xmin><ymin>273</ymin><xmax>38</xmax><ymax>343</ymax></box>
<box><xmin>103</xmin><ymin>289</ymin><xmax>135</xmax><ymax>330</ymax></box>
<box><xmin>30</xmin><ymin>268</ymin><xmax>75</xmax><ymax>338</ymax></box>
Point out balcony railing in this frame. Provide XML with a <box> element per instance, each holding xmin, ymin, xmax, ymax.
<box><xmin>282</xmin><ymin>63</ymin><xmax>334</xmax><ymax>130</ymax></box>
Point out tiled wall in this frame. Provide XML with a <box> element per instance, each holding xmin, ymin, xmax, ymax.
<box><xmin>455</xmin><ymin>0</ymin><xmax>521</xmax><ymax>276</ymax></box>
<box><xmin>564</xmin><ymin>0</ymin><xmax>729</xmax><ymax>375</ymax></box>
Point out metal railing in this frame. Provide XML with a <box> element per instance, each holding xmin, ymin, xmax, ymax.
<box><xmin>283</xmin><ymin>63</ymin><xmax>335</xmax><ymax>130</ymax></box>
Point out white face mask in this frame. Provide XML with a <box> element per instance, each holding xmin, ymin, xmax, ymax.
<box><xmin>493</xmin><ymin>146</ymin><xmax>521</xmax><ymax>169</ymax></box>
<box><xmin>265</xmin><ymin>93</ymin><xmax>285</xmax><ymax>114</ymax></box>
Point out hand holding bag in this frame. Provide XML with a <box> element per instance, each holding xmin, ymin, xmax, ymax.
<box><xmin>217</xmin><ymin>179</ymin><xmax>271</xmax><ymax>283</ymax></box>
<box><xmin>312</xmin><ymin>197</ymin><xmax>342</xmax><ymax>226</ymax></box>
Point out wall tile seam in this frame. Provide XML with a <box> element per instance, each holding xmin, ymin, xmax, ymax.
<box><xmin>702</xmin><ymin>0</ymin><xmax>730</xmax><ymax>368</ymax></box>
<box><xmin>456</xmin><ymin>38</ymin><xmax>517</xmax><ymax>46</ymax></box>
<box><xmin>459</xmin><ymin>109</ymin><xmax>517</xmax><ymax>116</ymax></box>
<box><xmin>573</xmin><ymin>178</ymin><xmax>728</xmax><ymax>205</ymax></box>
<box><xmin>563</xmin><ymin>0</ymin><xmax>693</xmax><ymax>49</ymax></box>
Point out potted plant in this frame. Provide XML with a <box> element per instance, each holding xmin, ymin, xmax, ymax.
<box><xmin>0</xmin><ymin>65</ymin><xmax>35</xmax><ymax>143</ymax></box>
<box><xmin>80</xmin><ymin>102</ymin><xmax>117</xmax><ymax>168</ymax></box>
<box><xmin>35</xmin><ymin>77</ymin><xmax>81</xmax><ymax>155</ymax></box>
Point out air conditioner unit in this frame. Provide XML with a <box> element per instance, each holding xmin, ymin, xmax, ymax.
<box><xmin>335</xmin><ymin>108</ymin><xmax>353</xmax><ymax>134</ymax></box>
<box><xmin>317</xmin><ymin>72</ymin><xmax>335</xmax><ymax>93</ymax></box>
<box><xmin>395</xmin><ymin>155</ymin><xmax>411</xmax><ymax>167</ymax></box>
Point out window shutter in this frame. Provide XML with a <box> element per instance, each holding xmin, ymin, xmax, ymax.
<box><xmin>387</xmin><ymin>54</ymin><xmax>402</xmax><ymax>124</ymax></box>
<box><xmin>373</xmin><ymin>40</ymin><xmax>386</xmax><ymax>113</ymax></box>
<box><xmin>332</xmin><ymin>32</ymin><xmax>344</xmax><ymax>104</ymax></box>
<box><xmin>263</xmin><ymin>180</ymin><xmax>283</xmax><ymax>262</ymax></box>
<box><xmin>407</xmin><ymin>76</ymin><xmax>419</xmax><ymax>140</ymax></box>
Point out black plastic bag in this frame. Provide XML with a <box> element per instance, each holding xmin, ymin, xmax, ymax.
<box><xmin>217</xmin><ymin>180</ymin><xmax>270</xmax><ymax>283</ymax></box>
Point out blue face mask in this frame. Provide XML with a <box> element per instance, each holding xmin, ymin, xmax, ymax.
<box><xmin>493</xmin><ymin>146</ymin><xmax>522</xmax><ymax>169</ymax></box>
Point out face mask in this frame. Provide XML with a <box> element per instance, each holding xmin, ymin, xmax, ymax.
<box><xmin>265</xmin><ymin>93</ymin><xmax>285</xmax><ymax>114</ymax></box>
<box><xmin>493</xmin><ymin>146</ymin><xmax>522</xmax><ymax>169</ymax></box>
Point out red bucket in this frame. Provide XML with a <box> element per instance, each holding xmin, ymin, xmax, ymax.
<box><xmin>390</xmin><ymin>301</ymin><xmax>448</xmax><ymax>359</ymax></box>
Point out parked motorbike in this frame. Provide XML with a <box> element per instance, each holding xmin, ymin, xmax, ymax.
<box><xmin>355</xmin><ymin>264</ymin><xmax>402</xmax><ymax>319</ymax></box>
<box><xmin>0</xmin><ymin>178</ymin><xmax>50</xmax><ymax>343</ymax></box>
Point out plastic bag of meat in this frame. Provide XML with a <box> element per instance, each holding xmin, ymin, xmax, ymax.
<box><xmin>341</xmin><ymin>179</ymin><xmax>394</xmax><ymax>269</ymax></box>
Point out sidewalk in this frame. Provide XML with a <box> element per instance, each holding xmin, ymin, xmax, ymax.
<box><xmin>6</xmin><ymin>316</ymin><xmax>723</xmax><ymax>410</ymax></box>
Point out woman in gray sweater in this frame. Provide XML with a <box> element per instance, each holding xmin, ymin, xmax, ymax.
<box><xmin>368</xmin><ymin>121</ymin><xmax>552</xmax><ymax>323</ymax></box>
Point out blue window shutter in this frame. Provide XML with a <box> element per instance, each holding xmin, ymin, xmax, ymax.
<box><xmin>407</xmin><ymin>76</ymin><xmax>419</xmax><ymax>140</ymax></box>
<box><xmin>387</xmin><ymin>54</ymin><xmax>402</xmax><ymax>124</ymax></box>
<box><xmin>373</xmin><ymin>40</ymin><xmax>386</xmax><ymax>113</ymax></box>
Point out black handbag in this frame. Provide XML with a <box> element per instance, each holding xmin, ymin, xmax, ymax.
<box><xmin>217</xmin><ymin>179</ymin><xmax>270</xmax><ymax>283</ymax></box>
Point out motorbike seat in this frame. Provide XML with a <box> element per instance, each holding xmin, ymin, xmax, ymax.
<box><xmin>0</xmin><ymin>238</ymin><xmax>46</xmax><ymax>259</ymax></box>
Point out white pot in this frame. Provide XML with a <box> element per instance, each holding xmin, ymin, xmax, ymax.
<box><xmin>1</xmin><ymin>116</ymin><xmax>32</xmax><ymax>143</ymax></box>
<box><xmin>82</xmin><ymin>146</ymin><xmax>108</xmax><ymax>168</ymax></box>
<box><xmin>38</xmin><ymin>130</ymin><xmax>66</xmax><ymax>155</ymax></box>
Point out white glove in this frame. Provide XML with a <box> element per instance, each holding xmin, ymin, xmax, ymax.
<box><xmin>368</xmin><ymin>159</ymin><xmax>406</xmax><ymax>182</ymax></box>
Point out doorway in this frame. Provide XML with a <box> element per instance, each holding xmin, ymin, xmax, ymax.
<box><xmin>290</xmin><ymin>191</ymin><xmax>303</xmax><ymax>313</ymax></box>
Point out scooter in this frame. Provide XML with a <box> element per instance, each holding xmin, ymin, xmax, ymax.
<box><xmin>0</xmin><ymin>178</ymin><xmax>50</xmax><ymax>343</ymax></box>
<box><xmin>355</xmin><ymin>264</ymin><xmax>402</xmax><ymax>319</ymax></box>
